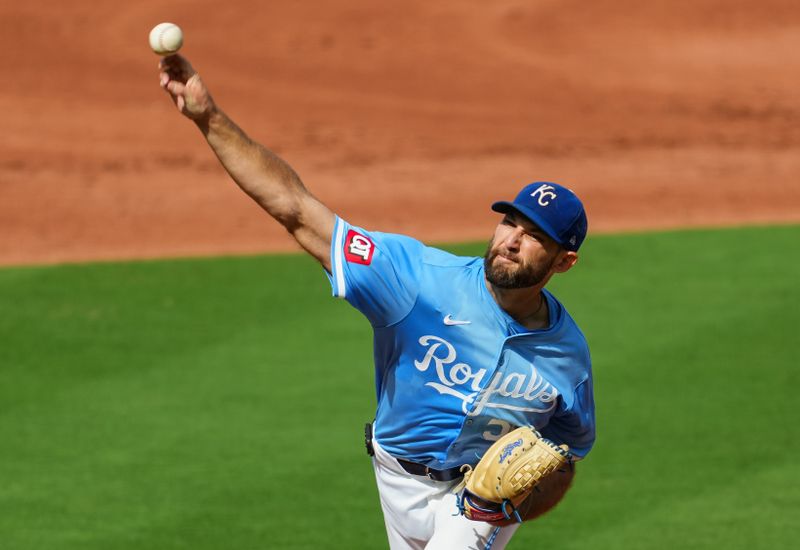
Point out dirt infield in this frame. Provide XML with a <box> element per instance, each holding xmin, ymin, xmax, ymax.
<box><xmin>1</xmin><ymin>0</ymin><xmax>798</xmax><ymax>265</ymax></box>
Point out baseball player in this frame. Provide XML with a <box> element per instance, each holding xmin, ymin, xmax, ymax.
<box><xmin>159</xmin><ymin>54</ymin><xmax>595</xmax><ymax>550</ymax></box>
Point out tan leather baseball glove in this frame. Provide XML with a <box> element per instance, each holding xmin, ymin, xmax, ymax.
<box><xmin>459</xmin><ymin>426</ymin><xmax>573</xmax><ymax>523</ymax></box>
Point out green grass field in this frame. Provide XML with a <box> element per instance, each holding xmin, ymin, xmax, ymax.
<box><xmin>1</xmin><ymin>225</ymin><xmax>798</xmax><ymax>549</ymax></box>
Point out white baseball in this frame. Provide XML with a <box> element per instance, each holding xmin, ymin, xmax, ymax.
<box><xmin>149</xmin><ymin>22</ymin><xmax>183</xmax><ymax>55</ymax></box>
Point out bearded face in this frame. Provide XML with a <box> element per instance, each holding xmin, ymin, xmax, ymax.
<box><xmin>483</xmin><ymin>239</ymin><xmax>556</xmax><ymax>289</ymax></box>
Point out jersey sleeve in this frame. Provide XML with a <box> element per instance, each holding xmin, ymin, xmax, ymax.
<box><xmin>540</xmin><ymin>376</ymin><xmax>596</xmax><ymax>459</ymax></box>
<box><xmin>325</xmin><ymin>216</ymin><xmax>423</xmax><ymax>327</ymax></box>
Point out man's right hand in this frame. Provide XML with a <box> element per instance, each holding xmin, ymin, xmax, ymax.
<box><xmin>159</xmin><ymin>55</ymin><xmax>216</xmax><ymax>121</ymax></box>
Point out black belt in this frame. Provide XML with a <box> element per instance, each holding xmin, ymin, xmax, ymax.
<box><xmin>395</xmin><ymin>458</ymin><xmax>465</xmax><ymax>482</ymax></box>
<box><xmin>365</xmin><ymin>422</ymin><xmax>464</xmax><ymax>482</ymax></box>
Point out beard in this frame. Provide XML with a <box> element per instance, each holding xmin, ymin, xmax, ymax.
<box><xmin>483</xmin><ymin>242</ymin><xmax>554</xmax><ymax>289</ymax></box>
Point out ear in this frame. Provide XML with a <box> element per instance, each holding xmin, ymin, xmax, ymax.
<box><xmin>553</xmin><ymin>251</ymin><xmax>579</xmax><ymax>274</ymax></box>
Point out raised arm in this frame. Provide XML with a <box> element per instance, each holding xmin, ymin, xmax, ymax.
<box><xmin>158</xmin><ymin>54</ymin><xmax>335</xmax><ymax>271</ymax></box>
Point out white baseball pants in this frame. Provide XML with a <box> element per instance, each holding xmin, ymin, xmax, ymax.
<box><xmin>371</xmin><ymin>439</ymin><xmax>519</xmax><ymax>550</ymax></box>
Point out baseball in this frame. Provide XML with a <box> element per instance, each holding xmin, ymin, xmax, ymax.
<box><xmin>149</xmin><ymin>22</ymin><xmax>183</xmax><ymax>55</ymax></box>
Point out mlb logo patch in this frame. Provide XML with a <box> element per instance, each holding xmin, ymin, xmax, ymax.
<box><xmin>345</xmin><ymin>230</ymin><xmax>375</xmax><ymax>265</ymax></box>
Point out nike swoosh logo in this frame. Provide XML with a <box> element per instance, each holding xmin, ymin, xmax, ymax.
<box><xmin>443</xmin><ymin>314</ymin><xmax>471</xmax><ymax>326</ymax></box>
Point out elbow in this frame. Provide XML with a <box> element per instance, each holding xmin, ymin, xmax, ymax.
<box><xmin>258</xmin><ymin>192</ymin><xmax>302</xmax><ymax>232</ymax></box>
<box><xmin>275</xmin><ymin>209</ymin><xmax>302</xmax><ymax>234</ymax></box>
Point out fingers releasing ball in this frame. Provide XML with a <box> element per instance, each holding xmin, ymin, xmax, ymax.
<box><xmin>149</xmin><ymin>22</ymin><xmax>183</xmax><ymax>55</ymax></box>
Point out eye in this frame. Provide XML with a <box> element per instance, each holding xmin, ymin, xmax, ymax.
<box><xmin>525</xmin><ymin>229</ymin><xmax>548</xmax><ymax>243</ymax></box>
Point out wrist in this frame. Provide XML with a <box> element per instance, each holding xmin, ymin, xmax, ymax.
<box><xmin>194</xmin><ymin>105</ymin><xmax>222</xmax><ymax>134</ymax></box>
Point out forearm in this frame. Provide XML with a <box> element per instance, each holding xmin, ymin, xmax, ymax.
<box><xmin>197</xmin><ymin>109</ymin><xmax>308</xmax><ymax>230</ymax></box>
<box><xmin>194</xmin><ymin>108</ymin><xmax>335</xmax><ymax>268</ymax></box>
<box><xmin>159</xmin><ymin>55</ymin><xmax>335</xmax><ymax>267</ymax></box>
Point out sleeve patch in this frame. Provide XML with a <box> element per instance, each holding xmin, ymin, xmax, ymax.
<box><xmin>344</xmin><ymin>230</ymin><xmax>375</xmax><ymax>265</ymax></box>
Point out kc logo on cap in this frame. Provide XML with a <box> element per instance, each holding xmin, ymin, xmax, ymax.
<box><xmin>530</xmin><ymin>184</ymin><xmax>557</xmax><ymax>206</ymax></box>
<box><xmin>491</xmin><ymin>181</ymin><xmax>588</xmax><ymax>251</ymax></box>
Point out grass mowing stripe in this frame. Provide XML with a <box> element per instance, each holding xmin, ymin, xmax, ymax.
<box><xmin>1</xmin><ymin>225</ymin><xmax>797</xmax><ymax>549</ymax></box>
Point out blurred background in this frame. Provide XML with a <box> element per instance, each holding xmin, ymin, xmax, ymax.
<box><xmin>1</xmin><ymin>1</ymin><xmax>798</xmax><ymax>549</ymax></box>
<box><xmin>1</xmin><ymin>0</ymin><xmax>798</xmax><ymax>265</ymax></box>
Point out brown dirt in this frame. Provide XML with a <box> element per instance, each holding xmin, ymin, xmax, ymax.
<box><xmin>1</xmin><ymin>0</ymin><xmax>798</xmax><ymax>266</ymax></box>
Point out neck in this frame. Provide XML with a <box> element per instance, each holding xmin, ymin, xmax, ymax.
<box><xmin>485</xmin><ymin>279</ymin><xmax>549</xmax><ymax>330</ymax></box>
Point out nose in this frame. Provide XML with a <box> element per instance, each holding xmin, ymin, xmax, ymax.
<box><xmin>503</xmin><ymin>227</ymin><xmax>523</xmax><ymax>251</ymax></box>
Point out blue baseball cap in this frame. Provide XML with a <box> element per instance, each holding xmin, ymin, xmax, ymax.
<box><xmin>491</xmin><ymin>182</ymin><xmax>588</xmax><ymax>251</ymax></box>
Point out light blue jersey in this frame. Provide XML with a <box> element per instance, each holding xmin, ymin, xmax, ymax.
<box><xmin>327</xmin><ymin>217</ymin><xmax>595</xmax><ymax>469</ymax></box>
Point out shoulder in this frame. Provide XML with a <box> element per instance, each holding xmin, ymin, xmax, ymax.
<box><xmin>547</xmin><ymin>295</ymin><xmax>594</xmax><ymax>399</ymax></box>
<box><xmin>421</xmin><ymin>245</ymin><xmax>481</xmax><ymax>269</ymax></box>
<box><xmin>545</xmin><ymin>290</ymin><xmax>590</xmax><ymax>357</ymax></box>
<box><xmin>334</xmin><ymin>218</ymin><xmax>481</xmax><ymax>280</ymax></box>
<box><xmin>369</xmin><ymin>230</ymin><xmax>482</xmax><ymax>270</ymax></box>
<box><xmin>514</xmin><ymin>292</ymin><xmax>592</xmax><ymax>389</ymax></box>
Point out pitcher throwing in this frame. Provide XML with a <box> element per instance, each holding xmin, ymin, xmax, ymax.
<box><xmin>159</xmin><ymin>52</ymin><xmax>595</xmax><ymax>550</ymax></box>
